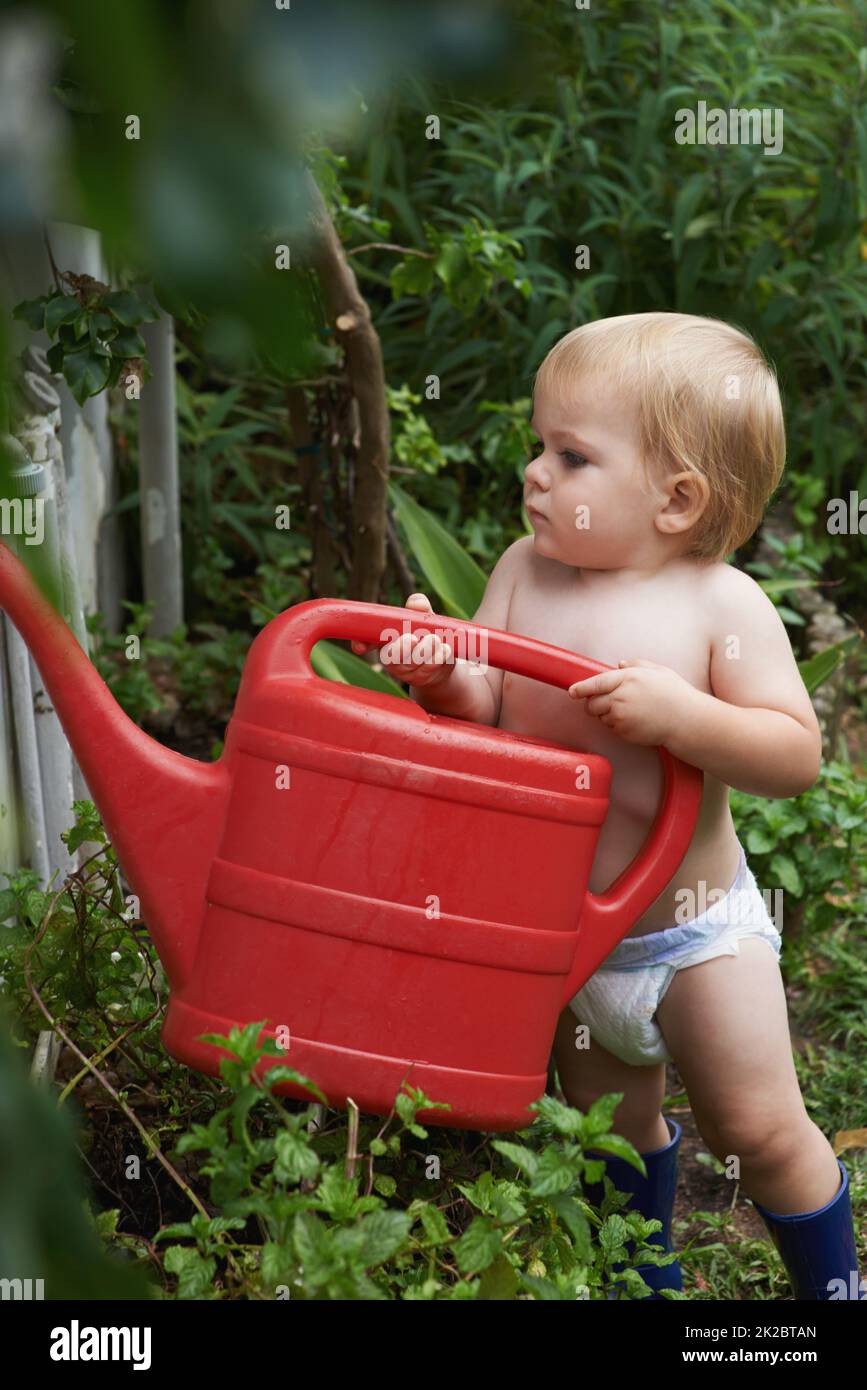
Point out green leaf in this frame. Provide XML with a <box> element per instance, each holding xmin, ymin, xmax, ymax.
<box><xmin>307</xmin><ymin>638</ymin><xmax>406</xmax><ymax>696</ymax></box>
<box><xmin>93</xmin><ymin>1207</ymin><xmax>120</xmax><ymax>1238</ymax></box>
<box><xmin>528</xmin><ymin>1148</ymin><xmax>581</xmax><ymax>1198</ymax></box>
<box><xmin>200</xmin><ymin>386</ymin><xmax>244</xmax><ymax>432</ymax></box>
<box><xmin>547</xmin><ymin>1195</ymin><xmax>593</xmax><ymax>1259</ymax></box>
<box><xmin>583</xmin><ymin>1132</ymin><xmax>645</xmax><ymax>1171</ymax></box>
<box><xmin>490</xmin><ymin>1139</ymin><xmax>539</xmax><ymax>1176</ymax></box>
<box><xmin>530</xmin><ymin>1092</ymin><xmax>583</xmax><ymax>1137</ymax></box>
<box><xmin>581</xmin><ymin>1092</ymin><xmax>624</xmax><ymax>1141</ymax></box>
<box><xmin>478</xmin><ymin>1252</ymin><xmax>518</xmax><ymax>1300</ymax></box>
<box><xmin>315</xmin><ymin>1166</ymin><xmax>359</xmax><ymax>1221</ymax></box>
<box><xmin>418</xmin><ymin>1203</ymin><xmax>450</xmax><ymax>1245</ymax></box>
<box><xmin>746</xmin><ymin>827</ymin><xmax>775</xmax><ymax>855</ymax></box>
<box><xmin>518</xmin><ymin>1270</ymin><xmax>563</xmax><ymax>1299</ymax></box>
<box><xmin>154</xmin><ymin>1222</ymin><xmax>195</xmax><ymax>1243</ymax></box>
<box><xmin>758</xmin><ymin>578</ymin><xmax>820</xmax><ymax>596</ymax></box>
<box><xmin>45</xmin><ymin>295</ymin><xmax>83</xmax><ymax>335</ymax></box>
<box><xmin>102</xmin><ymin>289</ymin><xmax>158</xmax><ymax>327</ymax></box>
<box><xmin>292</xmin><ymin>1210</ymin><xmax>328</xmax><ymax>1269</ymax></box>
<box><xmin>659</xmin><ymin>18</ymin><xmax>682</xmax><ymax>69</ymax></box>
<box><xmin>273</xmin><ymin>1129</ymin><xmax>320</xmax><ymax>1184</ymax></box>
<box><xmin>354</xmin><ymin>1210</ymin><xmax>412</xmax><ymax>1267</ymax></box>
<box><xmin>390</xmin><ymin>258</ymin><xmax>436</xmax><ymax>298</ymax></box>
<box><xmin>24</xmin><ymin>889</ymin><xmax>51</xmax><ymax>926</ymax></box>
<box><xmin>13</xmin><ymin>296</ymin><xmax>47</xmax><ymax>331</ymax></box>
<box><xmin>109</xmin><ymin>327</ymin><xmax>147</xmax><ymax>357</ymax></box>
<box><xmin>65</xmin><ymin>818</ymin><xmax>105</xmax><ymax>853</ymax></box>
<box><xmin>598</xmin><ymin>1213</ymin><xmax>631</xmax><ymax>1257</ymax></box>
<box><xmin>769</xmin><ymin>853</ymin><xmax>802</xmax><ymax>897</ymax></box>
<box><xmin>798</xmin><ymin>636</ymin><xmax>859</xmax><ymax>695</ymax></box>
<box><xmin>262</xmin><ymin>1063</ymin><xmax>327</xmax><ymax>1104</ymax></box>
<box><xmin>454</xmin><ymin>1215</ymin><xmax>503</xmax><ymax>1274</ymax></box>
<box><xmin>261</xmin><ymin>1240</ymin><xmax>295</xmax><ymax>1291</ymax></box>
<box><xmin>683</xmin><ymin>211</ymin><xmax>720</xmax><ymax>241</ymax></box>
<box><xmin>163</xmin><ymin>1245</ymin><xmax>217</xmax><ymax>1298</ymax></box>
<box><xmin>63</xmin><ymin>347</ymin><xmax>111</xmax><ymax>405</ymax></box>
<box><xmin>387</xmin><ymin>481</ymin><xmax>487</xmax><ymax>619</ymax></box>
<box><xmin>671</xmin><ymin>173</ymin><xmax>708</xmax><ymax>259</ymax></box>
<box><xmin>106</xmin><ymin>355</ymin><xmax>127</xmax><ymax>389</ymax></box>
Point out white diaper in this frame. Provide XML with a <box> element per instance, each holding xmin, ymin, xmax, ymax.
<box><xmin>567</xmin><ymin>842</ymin><xmax>782</xmax><ymax>1067</ymax></box>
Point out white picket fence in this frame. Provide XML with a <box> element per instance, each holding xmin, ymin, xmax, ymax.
<box><xmin>0</xmin><ymin>221</ymin><xmax>182</xmax><ymax>899</ymax></box>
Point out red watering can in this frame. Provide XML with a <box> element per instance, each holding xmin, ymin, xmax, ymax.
<box><xmin>0</xmin><ymin>542</ymin><xmax>702</xmax><ymax>1131</ymax></box>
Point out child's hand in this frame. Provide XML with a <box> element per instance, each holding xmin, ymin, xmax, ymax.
<box><xmin>351</xmin><ymin>593</ymin><xmax>457</xmax><ymax>689</ymax></box>
<box><xmin>567</xmin><ymin>658</ymin><xmax>699</xmax><ymax>746</ymax></box>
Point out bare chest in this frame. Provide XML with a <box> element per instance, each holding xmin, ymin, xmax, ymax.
<box><xmin>500</xmin><ymin>565</ymin><xmax>711</xmax><ymax>754</ymax></box>
<box><xmin>494</xmin><ymin>555</ymin><xmax>732</xmax><ymax>929</ymax></box>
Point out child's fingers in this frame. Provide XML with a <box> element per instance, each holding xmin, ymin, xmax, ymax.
<box><xmin>585</xmin><ymin>695</ymin><xmax>614</xmax><ymax>717</ymax></box>
<box><xmin>355</xmin><ymin>591</ymin><xmax>431</xmax><ymax>651</ymax></box>
<box><xmin>568</xmin><ymin>669</ymin><xmax>622</xmax><ymax>698</ymax></box>
<box><xmin>383</xmin><ymin>632</ymin><xmax>453</xmax><ymax>682</ymax></box>
<box><xmin>355</xmin><ymin>596</ymin><xmax>436</xmax><ymax>668</ymax></box>
<box><xmin>414</xmin><ymin>632</ymin><xmax>452</xmax><ymax>668</ymax></box>
<box><xmin>381</xmin><ymin>633</ymin><xmax>411</xmax><ymax>668</ymax></box>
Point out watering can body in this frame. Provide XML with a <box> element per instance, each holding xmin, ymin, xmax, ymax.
<box><xmin>0</xmin><ymin>546</ymin><xmax>703</xmax><ymax>1131</ymax></box>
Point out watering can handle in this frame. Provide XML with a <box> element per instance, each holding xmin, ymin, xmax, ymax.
<box><xmin>265</xmin><ymin>599</ymin><xmax>704</xmax><ymax>994</ymax></box>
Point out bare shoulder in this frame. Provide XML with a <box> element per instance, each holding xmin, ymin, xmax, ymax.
<box><xmin>702</xmin><ymin>559</ymin><xmax>819</xmax><ymax>737</ymax></box>
<box><xmin>699</xmin><ymin>559</ymin><xmax>775</xmax><ymax>619</ymax></box>
<box><xmin>472</xmin><ymin>535</ymin><xmax>535</xmax><ymax>629</ymax></box>
<box><xmin>501</xmin><ymin>533</ymin><xmax>535</xmax><ymax>570</ymax></box>
<box><xmin>488</xmin><ymin>533</ymin><xmax>542</xmax><ymax>587</ymax></box>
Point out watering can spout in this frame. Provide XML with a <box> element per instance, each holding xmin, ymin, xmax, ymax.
<box><xmin>0</xmin><ymin>542</ymin><xmax>228</xmax><ymax>988</ymax></box>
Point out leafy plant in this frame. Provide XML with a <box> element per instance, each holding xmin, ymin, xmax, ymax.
<box><xmin>13</xmin><ymin>278</ymin><xmax>161</xmax><ymax>404</ymax></box>
<box><xmin>86</xmin><ymin>602</ymin><xmax>250</xmax><ymax>728</ymax></box>
<box><xmin>731</xmin><ymin>761</ymin><xmax>867</xmax><ymax>930</ymax></box>
<box><xmin>139</xmin><ymin>1029</ymin><xmax>682</xmax><ymax>1301</ymax></box>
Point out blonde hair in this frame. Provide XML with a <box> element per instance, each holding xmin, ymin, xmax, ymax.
<box><xmin>533</xmin><ymin>311</ymin><xmax>786</xmax><ymax>562</ymax></box>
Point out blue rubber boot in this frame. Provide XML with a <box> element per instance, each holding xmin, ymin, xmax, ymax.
<box><xmin>583</xmin><ymin>1116</ymin><xmax>684</xmax><ymax>1299</ymax></box>
<box><xmin>751</xmin><ymin>1159</ymin><xmax>866</xmax><ymax>1300</ymax></box>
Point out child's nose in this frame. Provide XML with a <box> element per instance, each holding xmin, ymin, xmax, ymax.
<box><xmin>524</xmin><ymin>456</ymin><xmax>550</xmax><ymax>487</ymax></box>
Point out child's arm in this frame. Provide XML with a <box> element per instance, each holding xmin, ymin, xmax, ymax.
<box><xmin>569</xmin><ymin>567</ymin><xmax>823</xmax><ymax>799</ymax></box>
<box><xmin>409</xmin><ymin>537</ymin><xmax>527</xmax><ymax>725</ymax></box>
<box><xmin>667</xmin><ymin>567</ymin><xmax>822</xmax><ymax>797</ymax></box>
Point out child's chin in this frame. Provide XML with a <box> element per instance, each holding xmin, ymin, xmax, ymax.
<box><xmin>531</xmin><ymin>530</ymin><xmax>560</xmax><ymax>557</ymax></box>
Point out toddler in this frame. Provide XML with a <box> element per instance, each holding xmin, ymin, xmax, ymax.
<box><xmin>353</xmin><ymin>311</ymin><xmax>863</xmax><ymax>1300</ymax></box>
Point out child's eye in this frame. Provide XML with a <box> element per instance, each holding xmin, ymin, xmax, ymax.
<box><xmin>561</xmin><ymin>450</ymin><xmax>589</xmax><ymax>468</ymax></box>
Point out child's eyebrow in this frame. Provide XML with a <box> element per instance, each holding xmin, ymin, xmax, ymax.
<box><xmin>530</xmin><ymin>418</ymin><xmax>598</xmax><ymax>454</ymax></box>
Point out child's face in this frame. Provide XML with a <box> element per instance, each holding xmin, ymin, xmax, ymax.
<box><xmin>525</xmin><ymin>376</ymin><xmax>670</xmax><ymax>572</ymax></box>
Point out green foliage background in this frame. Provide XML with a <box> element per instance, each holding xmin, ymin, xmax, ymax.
<box><xmin>329</xmin><ymin>0</ymin><xmax>867</xmax><ymax>602</ymax></box>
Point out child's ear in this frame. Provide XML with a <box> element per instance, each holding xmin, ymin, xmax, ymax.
<box><xmin>656</xmin><ymin>470</ymin><xmax>709</xmax><ymax>534</ymax></box>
